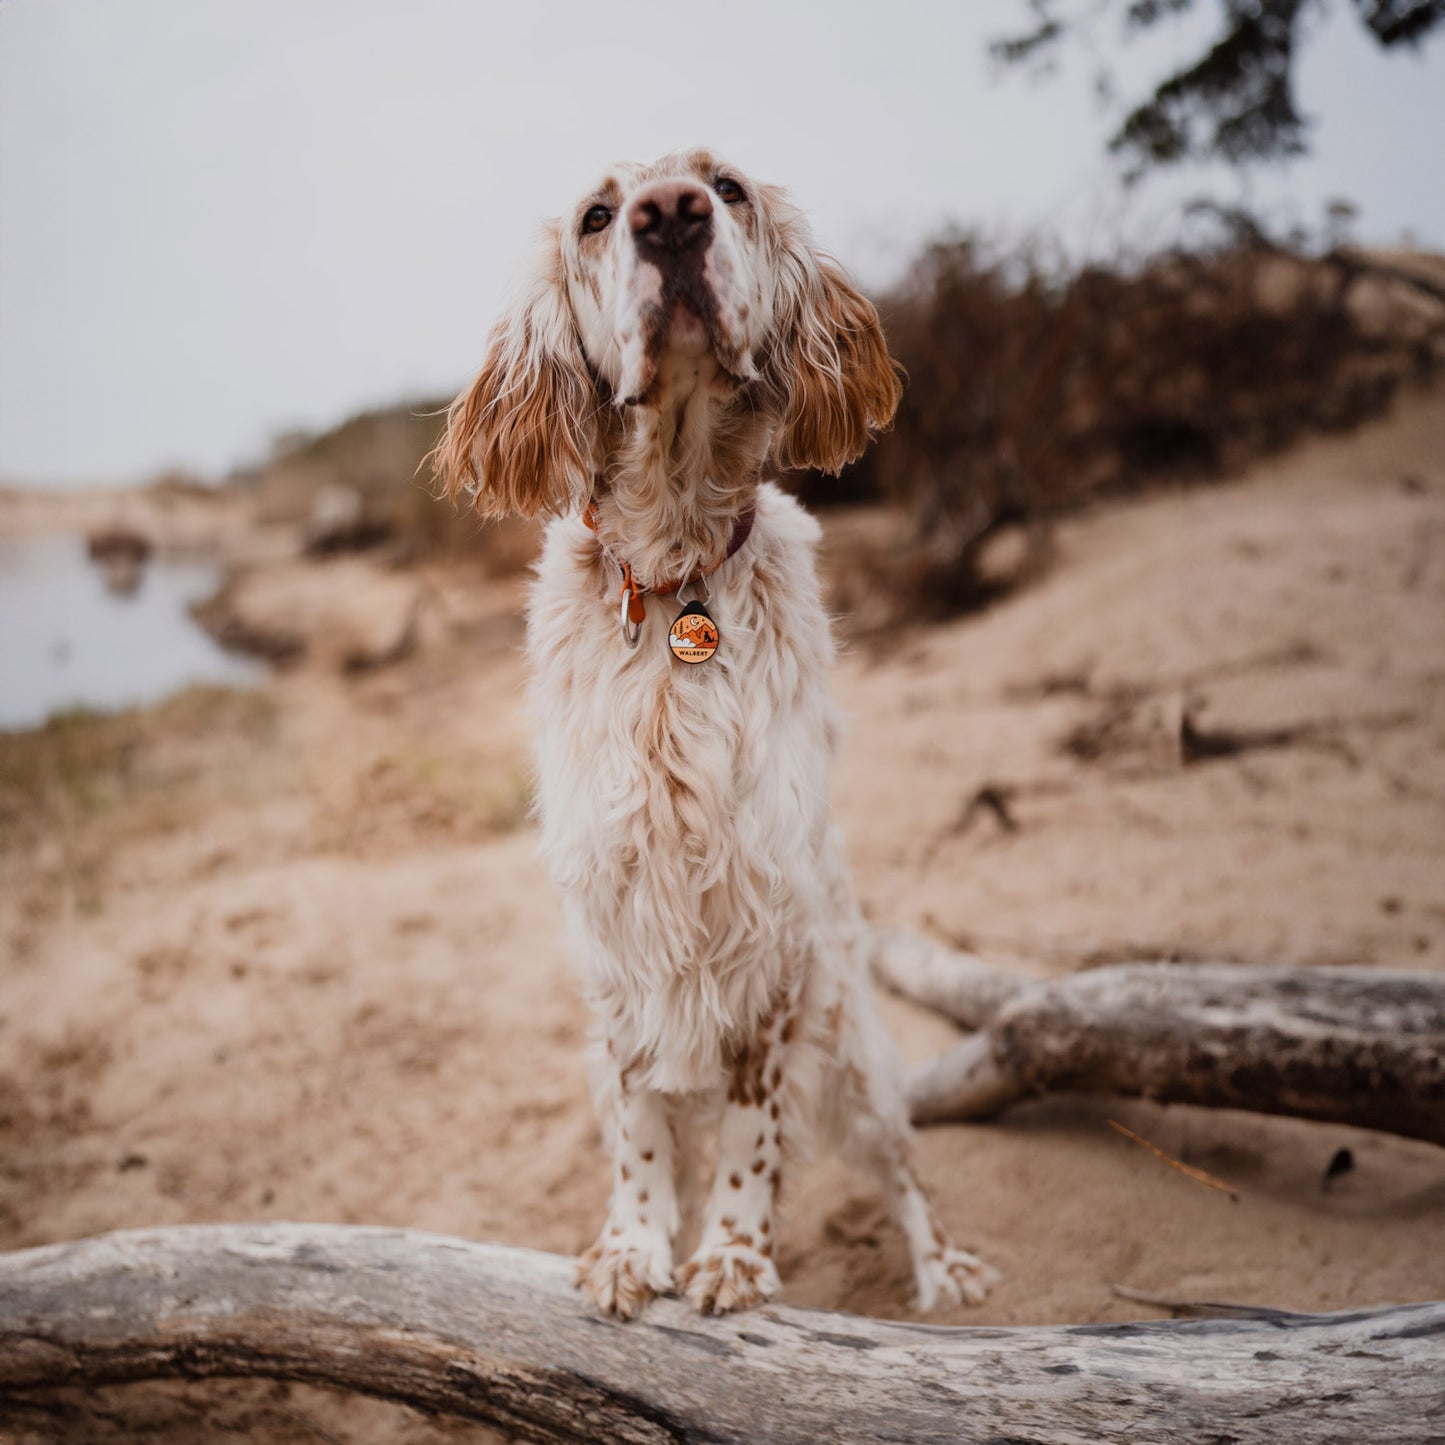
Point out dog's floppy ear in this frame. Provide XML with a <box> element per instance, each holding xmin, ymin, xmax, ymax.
<box><xmin>766</xmin><ymin>230</ymin><xmax>902</xmax><ymax>477</ymax></box>
<box><xmin>433</xmin><ymin>224</ymin><xmax>599</xmax><ymax>519</ymax></box>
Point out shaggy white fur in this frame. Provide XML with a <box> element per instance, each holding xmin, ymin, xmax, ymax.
<box><xmin>436</xmin><ymin>149</ymin><xmax>998</xmax><ymax>1318</ymax></box>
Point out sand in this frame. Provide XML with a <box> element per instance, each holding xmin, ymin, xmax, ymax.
<box><xmin>2</xmin><ymin>384</ymin><xmax>1443</xmax><ymax>1442</ymax></box>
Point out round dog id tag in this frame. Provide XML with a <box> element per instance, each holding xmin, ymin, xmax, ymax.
<box><xmin>668</xmin><ymin>600</ymin><xmax>720</xmax><ymax>664</ymax></box>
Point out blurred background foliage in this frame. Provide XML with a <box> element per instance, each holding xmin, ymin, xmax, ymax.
<box><xmin>991</xmin><ymin>0</ymin><xmax>1444</xmax><ymax>176</ymax></box>
<box><xmin>217</xmin><ymin>2</ymin><xmax>1445</xmax><ymax>625</ymax></box>
<box><xmin>243</xmin><ymin>212</ymin><xmax>1443</xmax><ymax>623</ymax></box>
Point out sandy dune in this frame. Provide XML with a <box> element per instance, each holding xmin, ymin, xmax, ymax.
<box><xmin>2</xmin><ymin>384</ymin><xmax>1443</xmax><ymax>1442</ymax></box>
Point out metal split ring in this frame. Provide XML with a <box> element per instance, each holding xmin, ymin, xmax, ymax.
<box><xmin>620</xmin><ymin>588</ymin><xmax>642</xmax><ymax>649</ymax></box>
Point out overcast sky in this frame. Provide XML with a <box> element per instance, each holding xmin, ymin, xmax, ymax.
<box><xmin>1</xmin><ymin>0</ymin><xmax>1441</xmax><ymax>487</ymax></box>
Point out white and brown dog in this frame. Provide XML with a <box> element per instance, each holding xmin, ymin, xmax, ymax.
<box><xmin>435</xmin><ymin>149</ymin><xmax>997</xmax><ymax>1319</ymax></box>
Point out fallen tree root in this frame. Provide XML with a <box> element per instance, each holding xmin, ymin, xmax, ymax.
<box><xmin>869</xmin><ymin>932</ymin><xmax>1445</xmax><ymax>1142</ymax></box>
<box><xmin>3</xmin><ymin>1224</ymin><xmax>1443</xmax><ymax>1444</ymax></box>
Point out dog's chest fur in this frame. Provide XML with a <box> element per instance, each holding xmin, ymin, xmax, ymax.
<box><xmin>526</xmin><ymin>484</ymin><xmax>840</xmax><ymax>1092</ymax></box>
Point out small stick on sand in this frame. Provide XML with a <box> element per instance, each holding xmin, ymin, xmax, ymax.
<box><xmin>1108</xmin><ymin>1118</ymin><xmax>1239</xmax><ymax>1201</ymax></box>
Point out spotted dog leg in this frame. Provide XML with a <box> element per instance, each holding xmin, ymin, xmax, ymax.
<box><xmin>844</xmin><ymin>1001</ymin><xmax>999</xmax><ymax>1311</ymax></box>
<box><xmin>676</xmin><ymin>1017</ymin><xmax>789</xmax><ymax>1314</ymax></box>
<box><xmin>883</xmin><ymin>1138</ymin><xmax>1000</xmax><ymax>1311</ymax></box>
<box><xmin>577</xmin><ymin>1083</ymin><xmax>679</xmax><ymax>1320</ymax></box>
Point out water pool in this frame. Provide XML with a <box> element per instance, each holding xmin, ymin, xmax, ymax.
<box><xmin>0</xmin><ymin>534</ymin><xmax>263</xmax><ymax>731</ymax></box>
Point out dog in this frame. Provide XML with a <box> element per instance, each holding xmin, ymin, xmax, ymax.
<box><xmin>434</xmin><ymin>148</ymin><xmax>998</xmax><ymax>1318</ymax></box>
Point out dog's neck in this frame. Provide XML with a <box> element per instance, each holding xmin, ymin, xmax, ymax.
<box><xmin>590</xmin><ymin>354</ymin><xmax>769</xmax><ymax>590</ymax></box>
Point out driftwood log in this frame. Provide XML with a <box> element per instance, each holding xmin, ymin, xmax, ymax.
<box><xmin>869</xmin><ymin>931</ymin><xmax>1445</xmax><ymax>1142</ymax></box>
<box><xmin>4</xmin><ymin>1223</ymin><xmax>1444</xmax><ymax>1444</ymax></box>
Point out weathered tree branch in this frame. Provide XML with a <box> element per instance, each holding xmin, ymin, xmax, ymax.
<box><xmin>871</xmin><ymin>943</ymin><xmax>1445</xmax><ymax>1143</ymax></box>
<box><xmin>1329</xmin><ymin>245</ymin><xmax>1445</xmax><ymax>309</ymax></box>
<box><xmin>3</xmin><ymin>1224</ymin><xmax>1443</xmax><ymax>1443</ymax></box>
<box><xmin>869</xmin><ymin>927</ymin><xmax>1028</xmax><ymax>1026</ymax></box>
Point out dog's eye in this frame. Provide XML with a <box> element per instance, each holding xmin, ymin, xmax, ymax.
<box><xmin>714</xmin><ymin>178</ymin><xmax>745</xmax><ymax>206</ymax></box>
<box><xmin>582</xmin><ymin>206</ymin><xmax>612</xmax><ymax>234</ymax></box>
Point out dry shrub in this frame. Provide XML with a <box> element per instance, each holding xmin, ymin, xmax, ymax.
<box><xmin>250</xmin><ymin>404</ymin><xmax>446</xmax><ymax>528</ymax></box>
<box><xmin>0</xmin><ymin>687</ymin><xmax>278</xmax><ymax>849</ymax></box>
<box><xmin>240</xmin><ymin>401</ymin><xmax>538</xmax><ymax>572</ymax></box>
<box><xmin>238</xmin><ymin>223</ymin><xmax>1443</xmax><ymax>609</ymax></box>
<box><xmin>816</xmin><ymin>218</ymin><xmax>1445</xmax><ymax>619</ymax></box>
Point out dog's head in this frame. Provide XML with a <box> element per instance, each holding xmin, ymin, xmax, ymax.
<box><xmin>435</xmin><ymin>149</ymin><xmax>901</xmax><ymax>519</ymax></box>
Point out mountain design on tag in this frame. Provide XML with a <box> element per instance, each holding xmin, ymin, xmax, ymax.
<box><xmin>669</xmin><ymin>602</ymin><xmax>720</xmax><ymax>664</ymax></box>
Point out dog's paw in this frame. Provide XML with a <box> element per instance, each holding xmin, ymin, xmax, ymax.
<box><xmin>577</xmin><ymin>1234</ymin><xmax>674</xmax><ymax>1321</ymax></box>
<box><xmin>915</xmin><ymin>1247</ymin><xmax>1001</xmax><ymax>1312</ymax></box>
<box><xmin>676</xmin><ymin>1242</ymin><xmax>781</xmax><ymax>1315</ymax></box>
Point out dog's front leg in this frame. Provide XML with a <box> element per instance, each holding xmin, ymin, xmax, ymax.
<box><xmin>676</xmin><ymin>1018</ymin><xmax>789</xmax><ymax>1314</ymax></box>
<box><xmin>577</xmin><ymin>1079</ymin><xmax>679</xmax><ymax>1320</ymax></box>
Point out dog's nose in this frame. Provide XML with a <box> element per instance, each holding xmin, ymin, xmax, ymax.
<box><xmin>628</xmin><ymin>181</ymin><xmax>713</xmax><ymax>260</ymax></box>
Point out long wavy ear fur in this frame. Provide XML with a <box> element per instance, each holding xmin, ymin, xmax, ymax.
<box><xmin>432</xmin><ymin>225</ymin><xmax>599</xmax><ymax>519</ymax></box>
<box><xmin>767</xmin><ymin>236</ymin><xmax>903</xmax><ymax>476</ymax></box>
